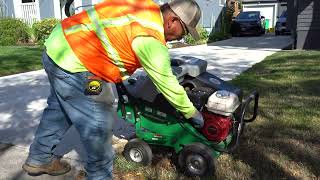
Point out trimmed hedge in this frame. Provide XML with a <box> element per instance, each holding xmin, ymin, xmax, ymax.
<box><xmin>32</xmin><ymin>18</ymin><xmax>60</xmax><ymax>45</ymax></box>
<box><xmin>0</xmin><ymin>18</ymin><xmax>30</xmax><ymax>46</ymax></box>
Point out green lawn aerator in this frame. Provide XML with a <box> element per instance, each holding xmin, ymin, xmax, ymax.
<box><xmin>115</xmin><ymin>56</ymin><xmax>259</xmax><ymax>177</ymax></box>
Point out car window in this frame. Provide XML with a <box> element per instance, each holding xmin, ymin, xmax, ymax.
<box><xmin>280</xmin><ymin>11</ymin><xmax>287</xmax><ymax>18</ymax></box>
<box><xmin>237</xmin><ymin>12</ymin><xmax>260</xmax><ymax>19</ymax></box>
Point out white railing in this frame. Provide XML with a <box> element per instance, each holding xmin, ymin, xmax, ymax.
<box><xmin>0</xmin><ymin>0</ymin><xmax>8</xmax><ymax>18</ymax></box>
<box><xmin>19</xmin><ymin>2</ymin><xmax>40</xmax><ymax>26</ymax></box>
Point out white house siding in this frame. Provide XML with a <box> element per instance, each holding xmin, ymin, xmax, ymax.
<box><xmin>197</xmin><ymin>0</ymin><xmax>225</xmax><ymax>33</ymax></box>
<box><xmin>4</xmin><ymin>0</ymin><xmax>15</xmax><ymax>17</ymax></box>
<box><xmin>81</xmin><ymin>0</ymin><xmax>95</xmax><ymax>10</ymax></box>
<box><xmin>3</xmin><ymin>0</ymin><xmax>225</xmax><ymax>31</ymax></box>
<box><xmin>38</xmin><ymin>0</ymin><xmax>55</xmax><ymax>19</ymax></box>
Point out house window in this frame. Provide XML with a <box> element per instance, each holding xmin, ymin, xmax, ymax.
<box><xmin>22</xmin><ymin>0</ymin><xmax>35</xmax><ymax>3</ymax></box>
<box><xmin>219</xmin><ymin>0</ymin><xmax>226</xmax><ymax>7</ymax></box>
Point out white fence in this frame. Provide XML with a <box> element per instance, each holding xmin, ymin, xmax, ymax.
<box><xmin>0</xmin><ymin>0</ymin><xmax>7</xmax><ymax>18</ymax></box>
<box><xmin>18</xmin><ymin>2</ymin><xmax>40</xmax><ymax>26</ymax></box>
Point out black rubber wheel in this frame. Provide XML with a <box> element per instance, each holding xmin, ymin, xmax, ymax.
<box><xmin>65</xmin><ymin>0</ymin><xmax>75</xmax><ymax>17</ymax></box>
<box><xmin>178</xmin><ymin>143</ymin><xmax>215</xmax><ymax>177</ymax></box>
<box><xmin>123</xmin><ymin>138</ymin><xmax>153</xmax><ymax>166</ymax></box>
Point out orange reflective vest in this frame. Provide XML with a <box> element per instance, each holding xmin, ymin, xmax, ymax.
<box><xmin>61</xmin><ymin>0</ymin><xmax>166</xmax><ymax>83</ymax></box>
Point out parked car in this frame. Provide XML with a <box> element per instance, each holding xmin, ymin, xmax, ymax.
<box><xmin>275</xmin><ymin>10</ymin><xmax>290</xmax><ymax>35</ymax></box>
<box><xmin>231</xmin><ymin>11</ymin><xmax>266</xmax><ymax>36</ymax></box>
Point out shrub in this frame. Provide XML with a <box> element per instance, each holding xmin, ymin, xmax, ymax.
<box><xmin>184</xmin><ymin>26</ymin><xmax>209</xmax><ymax>45</ymax></box>
<box><xmin>32</xmin><ymin>18</ymin><xmax>59</xmax><ymax>45</ymax></box>
<box><xmin>0</xmin><ymin>18</ymin><xmax>30</xmax><ymax>45</ymax></box>
<box><xmin>207</xmin><ymin>6</ymin><xmax>233</xmax><ymax>43</ymax></box>
<box><xmin>208</xmin><ymin>31</ymin><xmax>230</xmax><ymax>43</ymax></box>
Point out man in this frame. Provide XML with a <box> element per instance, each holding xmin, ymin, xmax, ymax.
<box><xmin>22</xmin><ymin>0</ymin><xmax>204</xmax><ymax>179</ymax></box>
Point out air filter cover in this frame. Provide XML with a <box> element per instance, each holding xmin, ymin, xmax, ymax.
<box><xmin>206</xmin><ymin>90</ymin><xmax>240</xmax><ymax>116</ymax></box>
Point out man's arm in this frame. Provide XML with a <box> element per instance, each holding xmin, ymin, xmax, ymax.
<box><xmin>131</xmin><ymin>36</ymin><xmax>196</xmax><ymax>119</ymax></box>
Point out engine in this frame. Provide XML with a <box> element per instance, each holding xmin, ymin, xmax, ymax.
<box><xmin>187</xmin><ymin>88</ymin><xmax>240</xmax><ymax>142</ymax></box>
<box><xmin>123</xmin><ymin>56</ymin><xmax>243</xmax><ymax>142</ymax></box>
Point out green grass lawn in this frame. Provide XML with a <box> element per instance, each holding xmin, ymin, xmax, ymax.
<box><xmin>0</xmin><ymin>46</ymin><xmax>43</xmax><ymax>76</ymax></box>
<box><xmin>113</xmin><ymin>50</ymin><xmax>320</xmax><ymax>179</ymax></box>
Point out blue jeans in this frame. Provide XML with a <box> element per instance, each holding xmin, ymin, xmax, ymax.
<box><xmin>26</xmin><ymin>51</ymin><xmax>117</xmax><ymax>180</ymax></box>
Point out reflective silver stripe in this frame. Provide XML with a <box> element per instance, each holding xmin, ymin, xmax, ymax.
<box><xmin>86</xmin><ymin>8</ymin><xmax>130</xmax><ymax>79</ymax></box>
<box><xmin>64</xmin><ymin>14</ymin><xmax>164</xmax><ymax>35</ymax></box>
<box><xmin>100</xmin><ymin>14</ymin><xmax>164</xmax><ymax>33</ymax></box>
<box><xmin>64</xmin><ymin>24</ymin><xmax>95</xmax><ymax>35</ymax></box>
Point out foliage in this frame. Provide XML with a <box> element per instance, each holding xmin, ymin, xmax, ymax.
<box><xmin>32</xmin><ymin>18</ymin><xmax>60</xmax><ymax>45</ymax></box>
<box><xmin>184</xmin><ymin>26</ymin><xmax>209</xmax><ymax>45</ymax></box>
<box><xmin>208</xmin><ymin>31</ymin><xmax>230</xmax><ymax>43</ymax></box>
<box><xmin>238</xmin><ymin>0</ymin><xmax>243</xmax><ymax>10</ymax></box>
<box><xmin>207</xmin><ymin>3</ymin><xmax>234</xmax><ymax>43</ymax></box>
<box><xmin>0</xmin><ymin>18</ymin><xmax>30</xmax><ymax>46</ymax></box>
<box><xmin>222</xmin><ymin>4</ymin><xmax>234</xmax><ymax>35</ymax></box>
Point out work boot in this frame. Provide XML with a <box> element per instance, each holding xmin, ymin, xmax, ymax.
<box><xmin>75</xmin><ymin>170</ymin><xmax>87</xmax><ymax>180</ymax></box>
<box><xmin>22</xmin><ymin>159</ymin><xmax>71</xmax><ymax>176</ymax></box>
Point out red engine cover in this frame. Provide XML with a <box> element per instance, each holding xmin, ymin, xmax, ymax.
<box><xmin>201</xmin><ymin>112</ymin><xmax>232</xmax><ymax>142</ymax></box>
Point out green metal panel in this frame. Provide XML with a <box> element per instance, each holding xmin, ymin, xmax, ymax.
<box><xmin>117</xmin><ymin>102</ymin><xmax>232</xmax><ymax>158</ymax></box>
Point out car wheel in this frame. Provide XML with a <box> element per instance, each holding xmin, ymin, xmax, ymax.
<box><xmin>275</xmin><ymin>31</ymin><xmax>280</xmax><ymax>36</ymax></box>
<box><xmin>123</xmin><ymin>138</ymin><xmax>153</xmax><ymax>166</ymax></box>
<box><xmin>178</xmin><ymin>143</ymin><xmax>216</xmax><ymax>177</ymax></box>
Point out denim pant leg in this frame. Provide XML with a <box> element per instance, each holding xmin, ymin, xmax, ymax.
<box><xmin>35</xmin><ymin>51</ymin><xmax>116</xmax><ymax>179</ymax></box>
<box><xmin>56</xmin><ymin>82</ymin><xmax>116</xmax><ymax>180</ymax></box>
<box><xmin>26</xmin><ymin>54</ymin><xmax>72</xmax><ymax>166</ymax></box>
<box><xmin>67</xmin><ymin>92</ymin><xmax>116</xmax><ymax>180</ymax></box>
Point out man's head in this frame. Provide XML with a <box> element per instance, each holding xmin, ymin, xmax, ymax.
<box><xmin>161</xmin><ymin>0</ymin><xmax>201</xmax><ymax>42</ymax></box>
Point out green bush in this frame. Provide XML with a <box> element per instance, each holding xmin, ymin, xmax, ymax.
<box><xmin>208</xmin><ymin>31</ymin><xmax>230</xmax><ymax>43</ymax></box>
<box><xmin>207</xmin><ymin>6</ymin><xmax>233</xmax><ymax>43</ymax></box>
<box><xmin>184</xmin><ymin>26</ymin><xmax>209</xmax><ymax>45</ymax></box>
<box><xmin>0</xmin><ymin>18</ymin><xmax>30</xmax><ymax>45</ymax></box>
<box><xmin>32</xmin><ymin>18</ymin><xmax>59</xmax><ymax>45</ymax></box>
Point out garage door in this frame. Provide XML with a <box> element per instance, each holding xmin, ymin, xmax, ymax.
<box><xmin>243</xmin><ymin>4</ymin><xmax>276</xmax><ymax>28</ymax></box>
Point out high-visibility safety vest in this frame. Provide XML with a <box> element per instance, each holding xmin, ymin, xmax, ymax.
<box><xmin>60</xmin><ymin>0</ymin><xmax>166</xmax><ymax>83</ymax></box>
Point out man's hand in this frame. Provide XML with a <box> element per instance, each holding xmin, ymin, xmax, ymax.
<box><xmin>190</xmin><ymin>109</ymin><xmax>204</xmax><ymax>129</ymax></box>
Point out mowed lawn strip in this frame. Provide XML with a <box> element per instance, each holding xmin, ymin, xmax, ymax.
<box><xmin>0</xmin><ymin>46</ymin><xmax>43</xmax><ymax>77</ymax></box>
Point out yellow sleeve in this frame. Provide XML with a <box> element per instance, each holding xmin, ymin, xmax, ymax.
<box><xmin>131</xmin><ymin>36</ymin><xmax>196</xmax><ymax>118</ymax></box>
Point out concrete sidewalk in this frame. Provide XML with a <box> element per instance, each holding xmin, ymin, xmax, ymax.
<box><xmin>0</xmin><ymin>35</ymin><xmax>291</xmax><ymax>179</ymax></box>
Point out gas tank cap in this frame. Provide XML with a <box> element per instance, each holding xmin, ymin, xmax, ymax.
<box><xmin>215</xmin><ymin>90</ymin><xmax>230</xmax><ymax>99</ymax></box>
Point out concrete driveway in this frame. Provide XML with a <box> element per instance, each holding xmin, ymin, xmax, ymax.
<box><xmin>0</xmin><ymin>35</ymin><xmax>291</xmax><ymax>179</ymax></box>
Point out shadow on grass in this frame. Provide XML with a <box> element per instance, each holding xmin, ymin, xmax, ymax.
<box><xmin>229</xmin><ymin>50</ymin><xmax>320</xmax><ymax>178</ymax></box>
<box><xmin>116</xmin><ymin>50</ymin><xmax>320</xmax><ymax>179</ymax></box>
